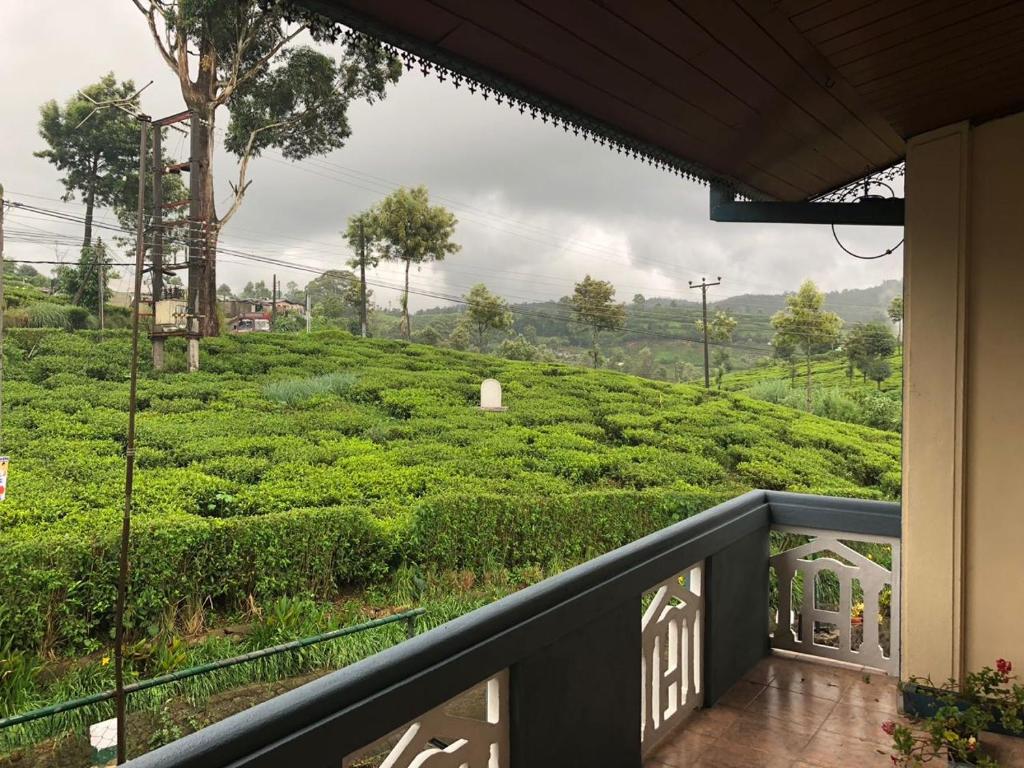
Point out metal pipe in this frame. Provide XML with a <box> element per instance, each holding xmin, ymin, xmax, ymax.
<box><xmin>0</xmin><ymin>608</ymin><xmax>426</xmax><ymax>731</ymax></box>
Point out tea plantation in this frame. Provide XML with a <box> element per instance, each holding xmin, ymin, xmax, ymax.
<box><xmin>0</xmin><ymin>330</ymin><xmax>900</xmax><ymax>653</ymax></box>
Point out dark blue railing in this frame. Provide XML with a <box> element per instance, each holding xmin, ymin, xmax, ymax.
<box><xmin>128</xmin><ymin>491</ymin><xmax>899</xmax><ymax>768</ymax></box>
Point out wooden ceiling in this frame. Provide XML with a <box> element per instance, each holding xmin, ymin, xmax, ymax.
<box><xmin>309</xmin><ymin>0</ymin><xmax>1024</xmax><ymax>201</ymax></box>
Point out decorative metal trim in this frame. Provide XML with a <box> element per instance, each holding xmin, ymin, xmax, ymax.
<box><xmin>342</xmin><ymin>670</ymin><xmax>509</xmax><ymax>768</ymax></box>
<box><xmin>771</xmin><ymin>526</ymin><xmax>899</xmax><ymax>675</ymax></box>
<box><xmin>641</xmin><ymin>562</ymin><xmax>704</xmax><ymax>755</ymax></box>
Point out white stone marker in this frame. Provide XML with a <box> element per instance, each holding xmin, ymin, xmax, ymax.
<box><xmin>90</xmin><ymin>717</ymin><xmax>118</xmax><ymax>765</ymax></box>
<box><xmin>479</xmin><ymin>378</ymin><xmax>507</xmax><ymax>411</ymax></box>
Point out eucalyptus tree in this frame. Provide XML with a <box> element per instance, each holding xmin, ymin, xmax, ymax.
<box><xmin>131</xmin><ymin>0</ymin><xmax>402</xmax><ymax>334</ymax></box>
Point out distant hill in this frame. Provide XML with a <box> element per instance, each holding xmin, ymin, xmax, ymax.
<box><xmin>713</xmin><ymin>279</ymin><xmax>902</xmax><ymax>325</ymax></box>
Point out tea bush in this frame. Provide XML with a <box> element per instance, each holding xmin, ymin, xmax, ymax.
<box><xmin>0</xmin><ymin>330</ymin><xmax>901</xmax><ymax>652</ymax></box>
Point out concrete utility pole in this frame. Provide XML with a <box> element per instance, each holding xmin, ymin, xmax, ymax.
<box><xmin>689</xmin><ymin>276</ymin><xmax>722</xmax><ymax>388</ymax></box>
<box><xmin>358</xmin><ymin>219</ymin><xmax>368</xmax><ymax>338</ymax></box>
<box><xmin>186</xmin><ymin>113</ymin><xmax>202</xmax><ymax>372</ymax></box>
<box><xmin>271</xmin><ymin>274</ymin><xmax>277</xmax><ymax>329</ymax></box>
<box><xmin>305</xmin><ymin>290</ymin><xmax>311</xmax><ymax>333</ymax></box>
<box><xmin>97</xmin><ymin>248</ymin><xmax>105</xmax><ymax>334</ymax></box>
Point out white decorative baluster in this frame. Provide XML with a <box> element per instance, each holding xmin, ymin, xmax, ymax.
<box><xmin>343</xmin><ymin>671</ymin><xmax>509</xmax><ymax>768</ymax></box>
<box><xmin>771</xmin><ymin>527</ymin><xmax>900</xmax><ymax>675</ymax></box>
<box><xmin>641</xmin><ymin>563</ymin><xmax>704</xmax><ymax>755</ymax></box>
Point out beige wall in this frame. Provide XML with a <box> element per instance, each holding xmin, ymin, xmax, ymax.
<box><xmin>903</xmin><ymin>111</ymin><xmax>1024</xmax><ymax>681</ymax></box>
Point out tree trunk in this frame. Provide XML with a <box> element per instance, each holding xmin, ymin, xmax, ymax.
<box><xmin>591</xmin><ymin>330</ymin><xmax>599</xmax><ymax>368</ymax></box>
<box><xmin>82</xmin><ymin>170</ymin><xmax>96</xmax><ymax>249</ymax></box>
<box><xmin>805</xmin><ymin>350</ymin><xmax>812</xmax><ymax>410</ymax></box>
<box><xmin>183</xmin><ymin>36</ymin><xmax>221</xmax><ymax>337</ymax></box>
<box><xmin>400</xmin><ymin>259</ymin><xmax>411</xmax><ymax>340</ymax></box>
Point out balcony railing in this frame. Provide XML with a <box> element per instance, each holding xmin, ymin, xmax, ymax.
<box><xmin>128</xmin><ymin>490</ymin><xmax>899</xmax><ymax>768</ymax></box>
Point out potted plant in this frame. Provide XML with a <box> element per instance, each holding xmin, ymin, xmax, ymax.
<box><xmin>884</xmin><ymin>659</ymin><xmax>1024</xmax><ymax>766</ymax></box>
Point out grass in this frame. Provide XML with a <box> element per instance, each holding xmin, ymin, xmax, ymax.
<box><xmin>262</xmin><ymin>372</ymin><xmax>357</xmax><ymax>404</ymax></box>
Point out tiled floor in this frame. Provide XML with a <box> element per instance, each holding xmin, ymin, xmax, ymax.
<box><xmin>643</xmin><ymin>654</ymin><xmax>1024</xmax><ymax>767</ymax></box>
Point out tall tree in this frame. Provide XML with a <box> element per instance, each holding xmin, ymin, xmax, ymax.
<box><xmin>366</xmin><ymin>187</ymin><xmax>459</xmax><ymax>340</ymax></box>
<box><xmin>306</xmin><ymin>269</ymin><xmax>365</xmax><ymax>332</ymax></box>
<box><xmin>464</xmin><ymin>283</ymin><xmax>512</xmax><ymax>351</ymax></box>
<box><xmin>35</xmin><ymin>74</ymin><xmax>140</xmax><ymax>249</ymax></box>
<box><xmin>132</xmin><ymin>1</ymin><xmax>402</xmax><ymax>335</ymax></box>
<box><xmin>570</xmin><ymin>275</ymin><xmax>626</xmax><ymax>368</ymax></box>
<box><xmin>240</xmin><ymin>280</ymin><xmax>269</xmax><ymax>299</ymax></box>
<box><xmin>217</xmin><ymin>283</ymin><xmax>234</xmax><ymax>300</ymax></box>
<box><xmin>771</xmin><ymin>280</ymin><xmax>842</xmax><ymax>409</ymax></box>
<box><xmin>887</xmin><ymin>296</ymin><xmax>904</xmax><ymax>346</ymax></box>
<box><xmin>344</xmin><ymin>211</ymin><xmax>380</xmax><ymax>338</ymax></box>
<box><xmin>846</xmin><ymin>322</ymin><xmax>897</xmax><ymax>386</ymax></box>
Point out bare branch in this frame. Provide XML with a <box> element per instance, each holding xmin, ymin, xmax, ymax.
<box><xmin>131</xmin><ymin>0</ymin><xmax>177</xmax><ymax>72</ymax></box>
<box><xmin>215</xmin><ymin>22</ymin><xmax>308</xmax><ymax>106</ymax></box>
<box><xmin>219</xmin><ymin>117</ymin><xmax>299</xmax><ymax>227</ymax></box>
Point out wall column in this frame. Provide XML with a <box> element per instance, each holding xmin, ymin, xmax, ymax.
<box><xmin>902</xmin><ymin>123</ymin><xmax>969</xmax><ymax>682</ymax></box>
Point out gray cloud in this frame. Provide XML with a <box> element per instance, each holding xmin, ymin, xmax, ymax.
<box><xmin>1</xmin><ymin>1</ymin><xmax>903</xmax><ymax>310</ymax></box>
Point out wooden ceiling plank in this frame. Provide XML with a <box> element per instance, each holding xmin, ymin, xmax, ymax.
<box><xmin>887</xmin><ymin>75</ymin><xmax>1024</xmax><ymax>136</ymax></box>
<box><xmin>856</xmin><ymin>36</ymin><xmax>1024</xmax><ymax>101</ymax></box>
<box><xmin>434</xmin><ymin>19</ymin><xmax>813</xmax><ymax>199</ymax></box>
<box><xmin>344</xmin><ymin>0</ymin><xmax>461</xmax><ymax>43</ymax></box>
<box><xmin>870</xmin><ymin>46</ymin><xmax>1024</xmax><ymax>113</ymax></box>
<box><xmin>802</xmin><ymin>0</ymin><xmax>944</xmax><ymax>45</ymax></box>
<box><xmin>598</xmin><ymin>0</ymin><xmax>870</xmax><ymax>180</ymax></box>
<box><xmin>706</xmin><ymin>1</ymin><xmax>904</xmax><ymax>163</ymax></box>
<box><xmin>827</xmin><ymin>0</ymin><xmax>1020</xmax><ymax>67</ymax></box>
<box><xmin>527</xmin><ymin>0</ymin><xmax>860</xmax><ymax>186</ymax></box>
<box><xmin>429</xmin><ymin>0</ymin><xmax>828</xmax><ymax>195</ymax></box>
<box><xmin>813</xmin><ymin>0</ymin><xmax>974</xmax><ymax>58</ymax></box>
<box><xmin>836</xmin><ymin>2</ymin><xmax>1024</xmax><ymax>83</ymax></box>
<box><xmin>789</xmin><ymin>0</ymin><xmax>884</xmax><ymax>33</ymax></box>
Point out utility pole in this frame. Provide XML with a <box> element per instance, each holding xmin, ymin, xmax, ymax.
<box><xmin>688</xmin><ymin>276</ymin><xmax>721</xmax><ymax>388</ymax></box>
<box><xmin>358</xmin><ymin>219</ymin><xmax>368</xmax><ymax>338</ymax></box>
<box><xmin>271</xmin><ymin>274</ymin><xmax>277</xmax><ymax>329</ymax></box>
<box><xmin>151</xmin><ymin>110</ymin><xmax>192</xmax><ymax>371</ymax></box>
<box><xmin>305</xmin><ymin>289</ymin><xmax>311</xmax><ymax>333</ymax></box>
<box><xmin>186</xmin><ymin>113</ymin><xmax>202</xmax><ymax>372</ymax></box>
<box><xmin>113</xmin><ymin>115</ymin><xmax>149</xmax><ymax>766</ymax></box>
<box><xmin>151</xmin><ymin>125</ymin><xmax>164</xmax><ymax>369</ymax></box>
<box><xmin>97</xmin><ymin>247</ymin><xmax>105</xmax><ymax>334</ymax></box>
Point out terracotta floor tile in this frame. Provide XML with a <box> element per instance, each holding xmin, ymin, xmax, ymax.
<box><xmin>838</xmin><ymin>673</ymin><xmax>901</xmax><ymax>714</ymax></box>
<box><xmin>820</xmin><ymin>700</ymin><xmax>910</xmax><ymax>743</ymax></box>
<box><xmin>720</xmin><ymin>710</ymin><xmax>818</xmax><ymax>754</ymax></box>
<box><xmin>693</xmin><ymin>740</ymin><xmax>793</xmax><ymax>768</ymax></box>
<box><xmin>684</xmin><ymin>706</ymin><xmax>741</xmax><ymax>738</ymax></box>
<box><xmin>766</xmin><ymin>659</ymin><xmax>858</xmax><ymax>701</ymax></box>
<box><xmin>800</xmin><ymin>729</ymin><xmax>893</xmax><ymax>766</ymax></box>
<box><xmin>716</xmin><ymin>679</ymin><xmax>766</xmax><ymax>709</ymax></box>
<box><xmin>646</xmin><ymin>726</ymin><xmax>716</xmax><ymax>767</ymax></box>
<box><xmin>741</xmin><ymin>657</ymin><xmax>776</xmax><ymax>685</ymax></box>
<box><xmin>743</xmin><ymin>685</ymin><xmax>837</xmax><ymax>730</ymax></box>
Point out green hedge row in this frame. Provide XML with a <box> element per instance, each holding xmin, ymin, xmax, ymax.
<box><xmin>0</xmin><ymin>487</ymin><xmax>724</xmax><ymax>652</ymax></box>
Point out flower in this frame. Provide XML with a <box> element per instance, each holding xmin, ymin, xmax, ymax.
<box><xmin>882</xmin><ymin>720</ymin><xmax>897</xmax><ymax>735</ymax></box>
<box><xmin>101</xmin><ymin>656</ymin><xmax>110</xmax><ymax>666</ymax></box>
<box><xmin>967</xmin><ymin>736</ymin><xmax>977</xmax><ymax>751</ymax></box>
<box><xmin>997</xmin><ymin>658</ymin><xmax>1013</xmax><ymax>676</ymax></box>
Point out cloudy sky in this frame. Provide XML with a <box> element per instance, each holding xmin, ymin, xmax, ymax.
<box><xmin>1</xmin><ymin>1</ymin><xmax>904</xmax><ymax>311</ymax></box>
